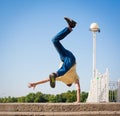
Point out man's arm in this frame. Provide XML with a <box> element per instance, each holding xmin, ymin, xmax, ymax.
<box><xmin>28</xmin><ymin>78</ymin><xmax>50</xmax><ymax>89</ymax></box>
<box><xmin>75</xmin><ymin>79</ymin><xmax>81</xmax><ymax>103</ymax></box>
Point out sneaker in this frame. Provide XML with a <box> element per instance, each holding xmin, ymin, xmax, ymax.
<box><xmin>49</xmin><ymin>73</ymin><xmax>57</xmax><ymax>88</ymax></box>
<box><xmin>64</xmin><ymin>17</ymin><xmax>77</xmax><ymax>28</ymax></box>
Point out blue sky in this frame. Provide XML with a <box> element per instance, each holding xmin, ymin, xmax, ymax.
<box><xmin>0</xmin><ymin>0</ymin><xmax>120</xmax><ymax>97</ymax></box>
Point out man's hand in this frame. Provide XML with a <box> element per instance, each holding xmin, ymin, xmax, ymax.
<box><xmin>28</xmin><ymin>83</ymin><xmax>36</xmax><ymax>90</ymax></box>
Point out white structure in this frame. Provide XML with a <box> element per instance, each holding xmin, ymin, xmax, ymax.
<box><xmin>109</xmin><ymin>80</ymin><xmax>120</xmax><ymax>102</ymax></box>
<box><xmin>117</xmin><ymin>80</ymin><xmax>120</xmax><ymax>102</ymax></box>
<box><xmin>87</xmin><ymin>23</ymin><xmax>109</xmax><ymax>102</ymax></box>
<box><xmin>87</xmin><ymin>69</ymin><xmax>109</xmax><ymax>102</ymax></box>
<box><xmin>89</xmin><ymin>23</ymin><xmax>100</xmax><ymax>79</ymax></box>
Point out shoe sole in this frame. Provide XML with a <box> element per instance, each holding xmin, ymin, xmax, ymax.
<box><xmin>49</xmin><ymin>76</ymin><xmax>55</xmax><ymax>88</ymax></box>
<box><xmin>64</xmin><ymin>17</ymin><xmax>77</xmax><ymax>28</ymax></box>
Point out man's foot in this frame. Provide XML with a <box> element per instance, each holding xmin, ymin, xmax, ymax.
<box><xmin>64</xmin><ymin>17</ymin><xmax>77</xmax><ymax>28</ymax></box>
<box><xmin>49</xmin><ymin>73</ymin><xmax>57</xmax><ymax>88</ymax></box>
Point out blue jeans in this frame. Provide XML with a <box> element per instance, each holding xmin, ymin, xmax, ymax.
<box><xmin>52</xmin><ymin>27</ymin><xmax>76</xmax><ymax>77</ymax></box>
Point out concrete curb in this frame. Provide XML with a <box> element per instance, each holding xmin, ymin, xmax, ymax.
<box><xmin>0</xmin><ymin>103</ymin><xmax>120</xmax><ymax>116</ymax></box>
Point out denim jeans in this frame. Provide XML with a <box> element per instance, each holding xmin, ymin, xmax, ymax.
<box><xmin>52</xmin><ymin>27</ymin><xmax>76</xmax><ymax>77</ymax></box>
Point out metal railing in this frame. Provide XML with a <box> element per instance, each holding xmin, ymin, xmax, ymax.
<box><xmin>109</xmin><ymin>80</ymin><xmax>120</xmax><ymax>102</ymax></box>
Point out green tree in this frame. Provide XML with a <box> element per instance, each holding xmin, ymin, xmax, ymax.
<box><xmin>109</xmin><ymin>90</ymin><xmax>118</xmax><ymax>102</ymax></box>
<box><xmin>18</xmin><ymin>96</ymin><xmax>26</xmax><ymax>102</ymax></box>
<box><xmin>34</xmin><ymin>92</ymin><xmax>47</xmax><ymax>102</ymax></box>
<box><xmin>25</xmin><ymin>93</ymin><xmax>35</xmax><ymax>102</ymax></box>
<box><xmin>81</xmin><ymin>91</ymin><xmax>88</xmax><ymax>102</ymax></box>
<box><xmin>6</xmin><ymin>96</ymin><xmax>11</xmax><ymax>102</ymax></box>
<box><xmin>47</xmin><ymin>94</ymin><xmax>56</xmax><ymax>103</ymax></box>
<box><xmin>65</xmin><ymin>90</ymin><xmax>76</xmax><ymax>102</ymax></box>
<box><xmin>56</xmin><ymin>94</ymin><xmax>63</xmax><ymax>102</ymax></box>
<box><xmin>0</xmin><ymin>90</ymin><xmax>89</xmax><ymax>103</ymax></box>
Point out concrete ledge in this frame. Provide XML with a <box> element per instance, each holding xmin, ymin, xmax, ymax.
<box><xmin>0</xmin><ymin>111</ymin><xmax>120</xmax><ymax>116</ymax></box>
<box><xmin>0</xmin><ymin>103</ymin><xmax>120</xmax><ymax>112</ymax></box>
<box><xmin>0</xmin><ymin>103</ymin><xmax>120</xmax><ymax>116</ymax></box>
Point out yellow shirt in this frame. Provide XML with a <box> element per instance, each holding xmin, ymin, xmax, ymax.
<box><xmin>56</xmin><ymin>64</ymin><xmax>79</xmax><ymax>84</ymax></box>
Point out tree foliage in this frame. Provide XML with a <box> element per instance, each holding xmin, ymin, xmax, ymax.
<box><xmin>0</xmin><ymin>90</ymin><xmax>118</xmax><ymax>103</ymax></box>
<box><xmin>0</xmin><ymin>90</ymin><xmax>88</xmax><ymax>103</ymax></box>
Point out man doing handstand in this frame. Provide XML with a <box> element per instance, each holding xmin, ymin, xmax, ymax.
<box><xmin>28</xmin><ymin>17</ymin><xmax>81</xmax><ymax>103</ymax></box>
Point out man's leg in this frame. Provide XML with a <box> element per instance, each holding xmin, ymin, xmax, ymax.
<box><xmin>52</xmin><ymin>17</ymin><xmax>77</xmax><ymax>61</ymax></box>
<box><xmin>52</xmin><ymin>27</ymin><xmax>71</xmax><ymax>61</ymax></box>
<box><xmin>52</xmin><ymin>26</ymin><xmax>76</xmax><ymax>76</ymax></box>
<box><xmin>50</xmin><ymin>17</ymin><xmax>77</xmax><ymax>88</ymax></box>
